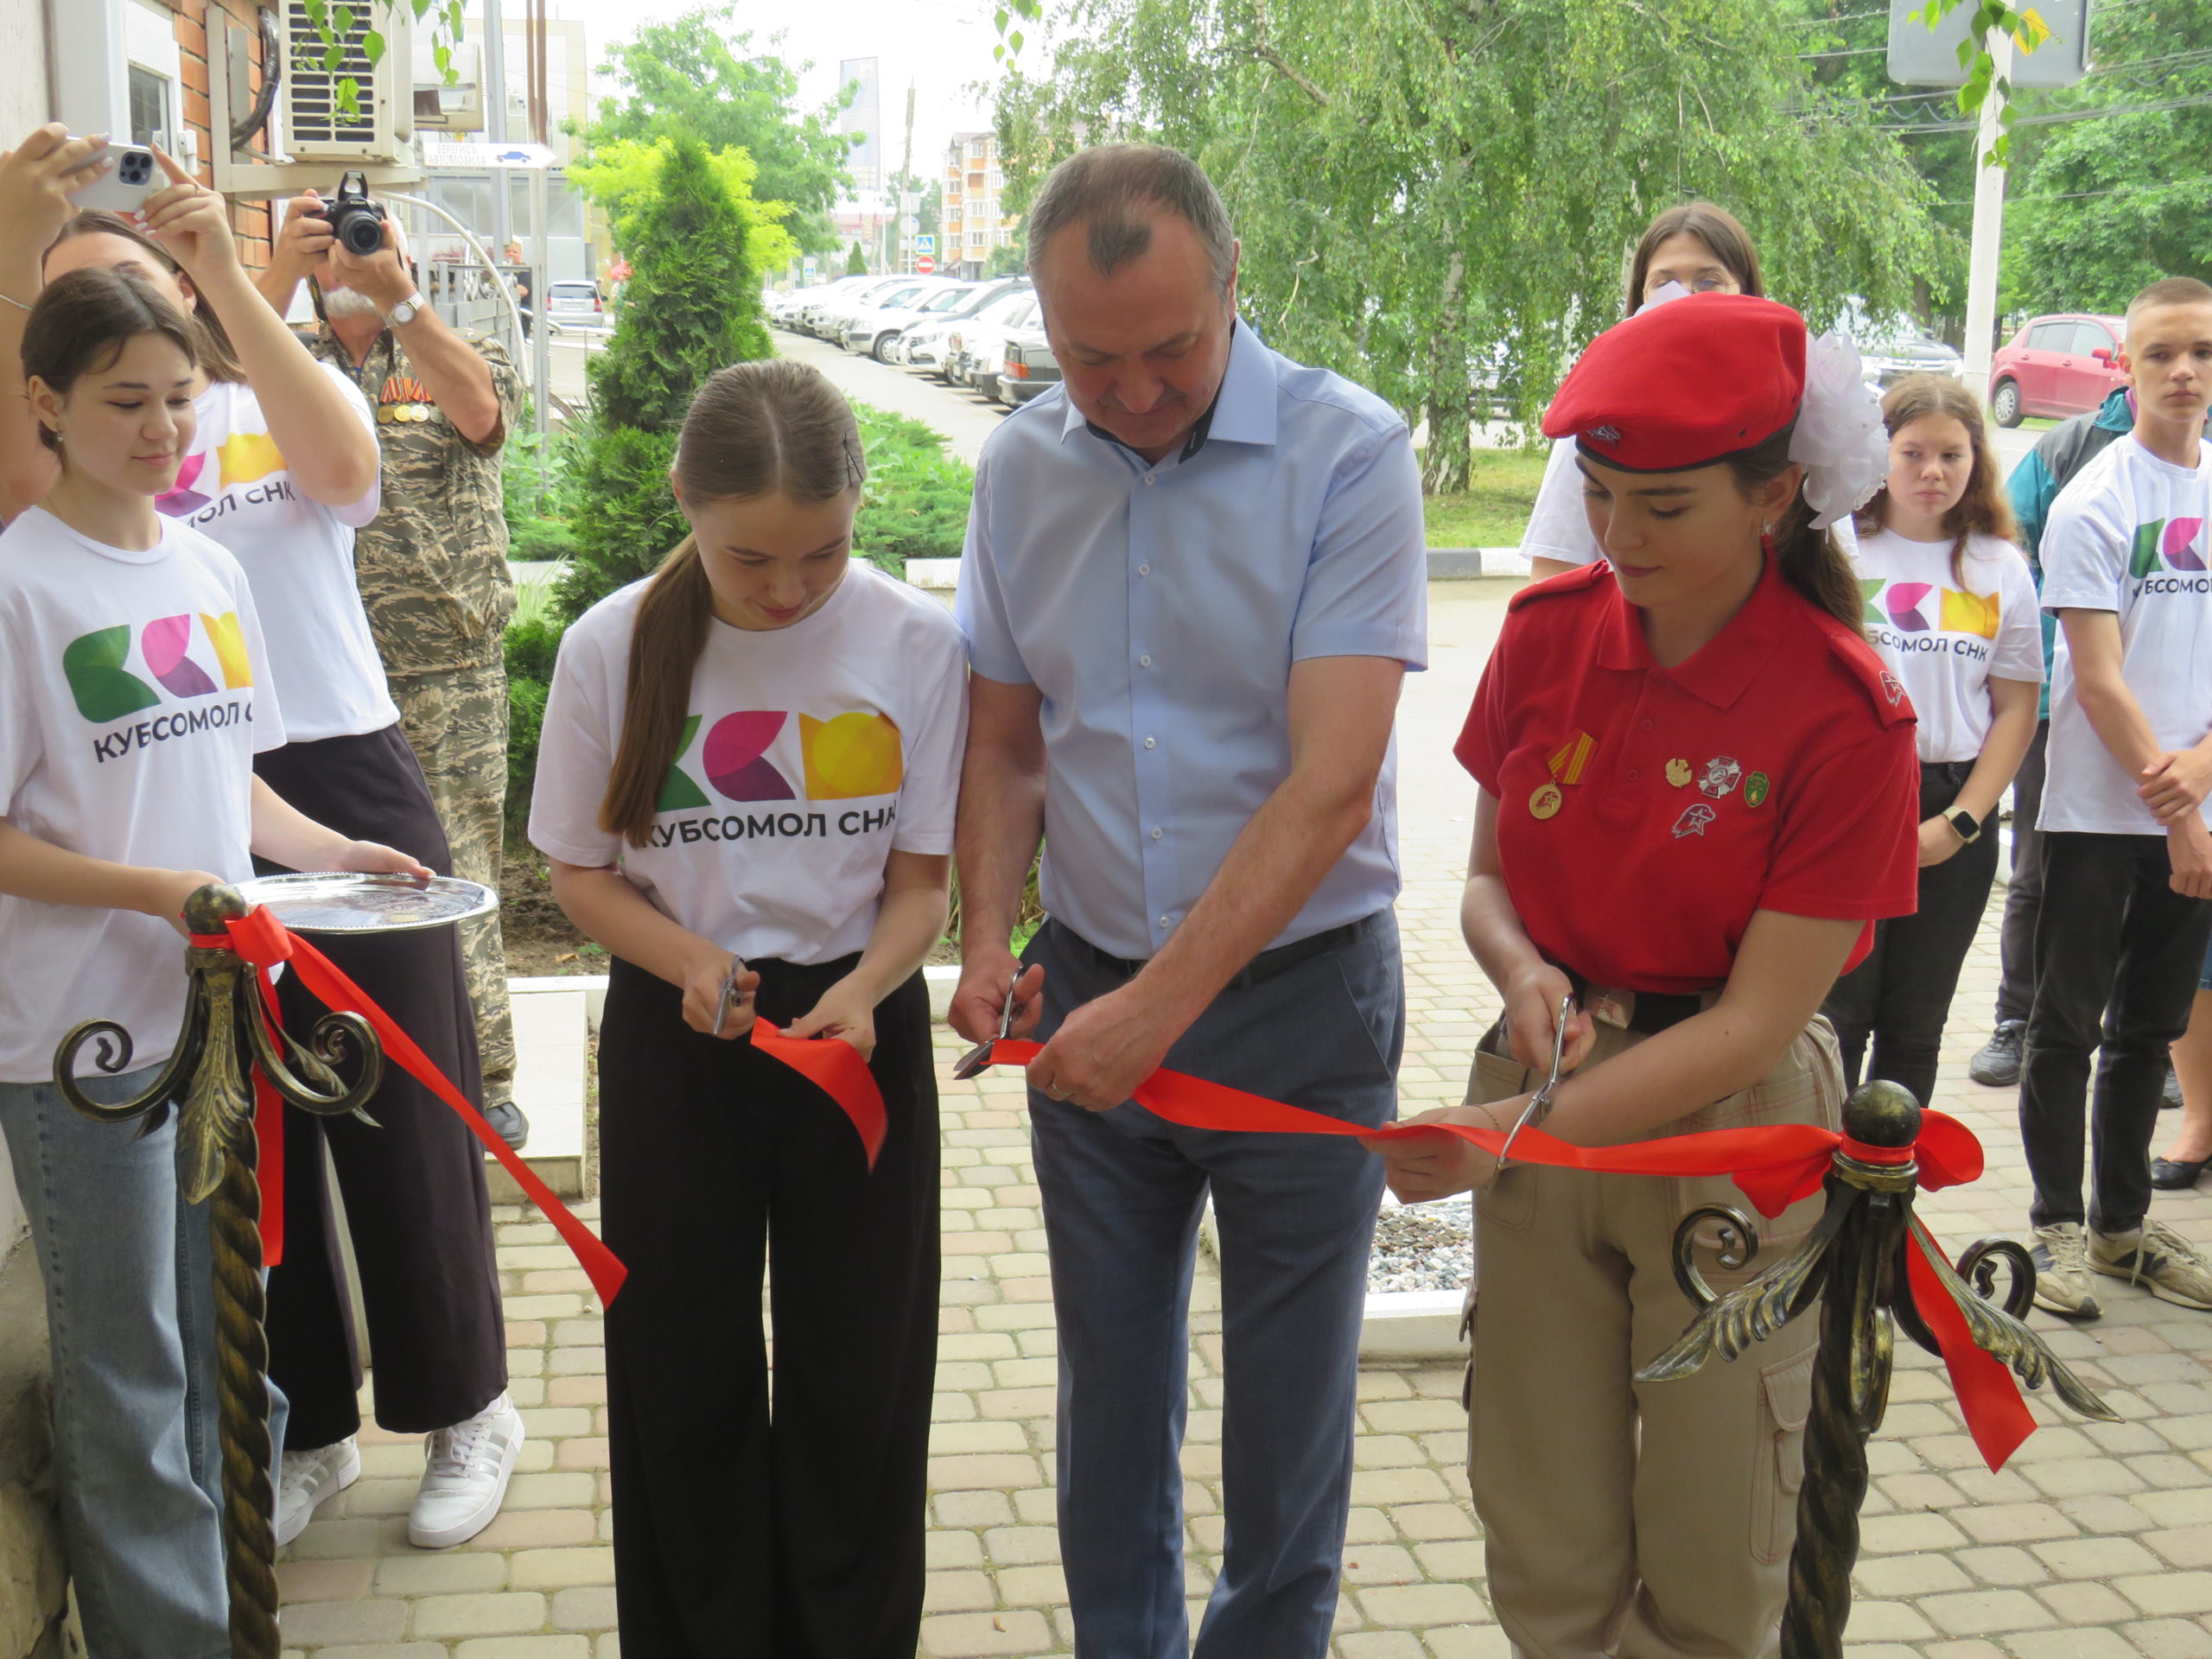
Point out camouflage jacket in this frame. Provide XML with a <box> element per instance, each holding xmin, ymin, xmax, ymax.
<box><xmin>303</xmin><ymin>324</ymin><xmax>523</xmax><ymax>673</ymax></box>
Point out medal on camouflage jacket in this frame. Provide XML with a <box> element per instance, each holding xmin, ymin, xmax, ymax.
<box><xmin>378</xmin><ymin>374</ymin><xmax>433</xmax><ymax>423</ymax></box>
<box><xmin>1530</xmin><ymin>730</ymin><xmax>1595</xmax><ymax>820</ymax></box>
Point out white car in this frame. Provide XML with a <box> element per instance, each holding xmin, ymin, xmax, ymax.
<box><xmin>902</xmin><ymin>278</ymin><xmax>1032</xmax><ymax>378</ymax></box>
<box><xmin>814</xmin><ymin>277</ymin><xmax>931</xmax><ymax>344</ymax></box>
<box><xmin>845</xmin><ymin>280</ymin><xmax>974</xmax><ymax>362</ymax></box>
<box><xmin>951</xmin><ymin>289</ymin><xmax>1045</xmax><ymax>398</ymax></box>
<box><xmin>796</xmin><ymin>276</ymin><xmax>884</xmax><ymax>337</ymax></box>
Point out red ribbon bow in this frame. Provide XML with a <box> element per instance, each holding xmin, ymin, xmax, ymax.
<box><xmin>978</xmin><ymin>1039</ymin><xmax>2035</xmax><ymax>1470</ymax></box>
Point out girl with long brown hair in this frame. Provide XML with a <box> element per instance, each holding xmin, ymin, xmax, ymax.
<box><xmin>1366</xmin><ymin>295</ymin><xmax>1920</xmax><ymax>1657</ymax></box>
<box><xmin>529</xmin><ymin>359</ymin><xmax>968</xmax><ymax>1657</ymax></box>
<box><xmin>0</xmin><ymin>128</ymin><xmax>523</xmax><ymax>1554</ymax></box>
<box><xmin>0</xmin><ymin>265</ymin><xmax>428</xmax><ymax>1657</ymax></box>
<box><xmin>1820</xmin><ymin>372</ymin><xmax>2042</xmax><ymax>1110</ymax></box>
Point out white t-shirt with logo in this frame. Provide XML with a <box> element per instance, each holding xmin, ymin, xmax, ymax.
<box><xmin>1852</xmin><ymin>526</ymin><xmax>2044</xmax><ymax>764</ymax></box>
<box><xmin>530</xmin><ymin>563</ymin><xmax>969</xmax><ymax>966</ymax></box>
<box><xmin>158</xmin><ymin>369</ymin><xmax>397</xmax><ymax>743</ymax></box>
<box><xmin>2040</xmin><ymin>434</ymin><xmax>2212</xmax><ymax>836</ymax></box>
<box><xmin>0</xmin><ymin>508</ymin><xmax>284</xmax><ymax>1081</ymax></box>
<box><xmin>1522</xmin><ymin>435</ymin><xmax>1860</xmax><ymax>567</ymax></box>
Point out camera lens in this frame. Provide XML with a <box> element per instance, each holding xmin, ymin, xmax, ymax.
<box><xmin>340</xmin><ymin>214</ymin><xmax>384</xmax><ymax>256</ymax></box>
<box><xmin>122</xmin><ymin>153</ymin><xmax>151</xmax><ymax>184</ymax></box>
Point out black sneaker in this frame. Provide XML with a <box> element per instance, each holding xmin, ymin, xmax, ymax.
<box><xmin>1969</xmin><ymin>1020</ymin><xmax>2025</xmax><ymax>1088</ymax></box>
<box><xmin>481</xmin><ymin>1100</ymin><xmax>531</xmax><ymax>1152</ymax></box>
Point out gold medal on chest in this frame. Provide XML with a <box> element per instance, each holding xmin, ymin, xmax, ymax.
<box><xmin>1664</xmin><ymin>757</ymin><xmax>1693</xmax><ymax>788</ymax></box>
<box><xmin>1529</xmin><ymin>781</ymin><xmax>1564</xmax><ymax>820</ymax></box>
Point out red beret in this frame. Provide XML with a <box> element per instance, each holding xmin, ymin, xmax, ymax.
<box><xmin>1542</xmin><ymin>294</ymin><xmax>1808</xmax><ymax>473</ymax></box>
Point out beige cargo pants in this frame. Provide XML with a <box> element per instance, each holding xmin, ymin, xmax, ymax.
<box><xmin>1465</xmin><ymin>1013</ymin><xmax>1844</xmax><ymax>1659</ymax></box>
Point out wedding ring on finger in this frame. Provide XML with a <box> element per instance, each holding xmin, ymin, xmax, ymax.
<box><xmin>1047</xmin><ymin>1084</ymin><xmax>1074</xmax><ymax>1101</ymax></box>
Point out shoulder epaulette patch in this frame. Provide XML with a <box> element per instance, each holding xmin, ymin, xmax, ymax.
<box><xmin>1827</xmin><ymin>628</ymin><xmax>1916</xmax><ymax>728</ymax></box>
<box><xmin>1506</xmin><ymin>560</ymin><xmax>1611</xmax><ymax>613</ymax></box>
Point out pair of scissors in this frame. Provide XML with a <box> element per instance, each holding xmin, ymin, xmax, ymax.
<box><xmin>952</xmin><ymin>982</ymin><xmax>1022</xmax><ymax>1080</ymax></box>
<box><xmin>712</xmin><ymin>957</ymin><xmax>750</xmax><ymax>1038</ymax></box>
<box><xmin>1497</xmin><ymin>992</ymin><xmax>1574</xmax><ymax>1170</ymax></box>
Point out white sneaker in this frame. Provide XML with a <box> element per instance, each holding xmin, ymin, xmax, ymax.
<box><xmin>274</xmin><ymin>1438</ymin><xmax>360</xmax><ymax>1548</ymax></box>
<box><xmin>2031</xmin><ymin>1222</ymin><xmax>2102</xmax><ymax>1319</ymax></box>
<box><xmin>408</xmin><ymin>1393</ymin><xmax>525</xmax><ymax>1548</ymax></box>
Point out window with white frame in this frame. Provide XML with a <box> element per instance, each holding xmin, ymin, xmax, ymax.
<box><xmin>123</xmin><ymin>1</ymin><xmax>182</xmax><ymax>153</ymax></box>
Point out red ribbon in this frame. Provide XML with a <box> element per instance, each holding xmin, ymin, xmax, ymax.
<box><xmin>196</xmin><ymin>910</ymin><xmax>628</xmax><ymax>1308</ymax></box>
<box><xmin>979</xmin><ymin>1039</ymin><xmax>2032</xmax><ymax>1469</ymax></box>
<box><xmin>749</xmin><ymin>1022</ymin><xmax>887</xmax><ymax>1167</ymax></box>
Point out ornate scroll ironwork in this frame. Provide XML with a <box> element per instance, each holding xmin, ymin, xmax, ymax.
<box><xmin>54</xmin><ymin>883</ymin><xmax>381</xmax><ymax>1659</ymax></box>
<box><xmin>1637</xmin><ymin>1081</ymin><xmax>2116</xmax><ymax>1659</ymax></box>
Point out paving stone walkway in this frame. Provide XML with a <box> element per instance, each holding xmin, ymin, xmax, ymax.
<box><xmin>270</xmin><ymin>810</ymin><xmax>2212</xmax><ymax>1658</ymax></box>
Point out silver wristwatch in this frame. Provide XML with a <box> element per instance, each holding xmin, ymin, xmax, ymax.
<box><xmin>386</xmin><ymin>292</ymin><xmax>424</xmax><ymax>327</ymax></box>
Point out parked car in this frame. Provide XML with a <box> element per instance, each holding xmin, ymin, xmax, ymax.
<box><xmin>814</xmin><ymin>277</ymin><xmax>929</xmax><ymax>344</ymax></box>
<box><xmin>996</xmin><ymin>322</ymin><xmax>1062</xmax><ymax>405</ymax></box>
<box><xmin>545</xmin><ymin>278</ymin><xmax>606</xmax><ymax>327</ymax></box>
<box><xmin>796</xmin><ymin>276</ymin><xmax>887</xmax><ymax>338</ymax></box>
<box><xmin>765</xmin><ymin>288</ymin><xmax>812</xmax><ymax>326</ymax></box>
<box><xmin>1988</xmin><ymin>313</ymin><xmax>2127</xmax><ymax>426</ymax></box>
<box><xmin>1857</xmin><ymin>328</ymin><xmax>1964</xmax><ymax>390</ymax></box>
<box><xmin>841</xmin><ymin>277</ymin><xmax>969</xmax><ymax>360</ymax></box>
<box><xmin>952</xmin><ymin>290</ymin><xmax>1044</xmax><ymax>397</ymax></box>
<box><xmin>901</xmin><ymin>278</ymin><xmax>1032</xmax><ymax>378</ymax></box>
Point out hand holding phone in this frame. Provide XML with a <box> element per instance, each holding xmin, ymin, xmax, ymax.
<box><xmin>63</xmin><ymin>141</ymin><xmax>159</xmax><ymax>215</ymax></box>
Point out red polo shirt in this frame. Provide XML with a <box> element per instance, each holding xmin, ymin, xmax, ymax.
<box><xmin>1455</xmin><ymin>559</ymin><xmax>1921</xmax><ymax>995</ymax></box>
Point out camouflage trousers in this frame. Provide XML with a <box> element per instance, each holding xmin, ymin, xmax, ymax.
<box><xmin>389</xmin><ymin>659</ymin><xmax>515</xmax><ymax>1105</ymax></box>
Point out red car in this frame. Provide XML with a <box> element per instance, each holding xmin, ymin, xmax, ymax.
<box><xmin>1988</xmin><ymin>312</ymin><xmax>2127</xmax><ymax>426</ymax></box>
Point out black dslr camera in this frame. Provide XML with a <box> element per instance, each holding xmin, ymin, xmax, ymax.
<box><xmin>315</xmin><ymin>171</ymin><xmax>388</xmax><ymax>257</ymax></box>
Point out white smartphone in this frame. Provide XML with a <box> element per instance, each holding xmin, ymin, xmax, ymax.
<box><xmin>64</xmin><ymin>142</ymin><xmax>161</xmax><ymax>214</ymax></box>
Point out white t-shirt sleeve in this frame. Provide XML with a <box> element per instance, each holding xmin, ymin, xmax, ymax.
<box><xmin>1990</xmin><ymin>546</ymin><xmax>2045</xmax><ymax>683</ymax></box>
<box><xmin>320</xmin><ymin>361</ymin><xmax>383</xmax><ymax>530</ymax></box>
<box><xmin>0</xmin><ymin>605</ymin><xmax>37</xmax><ymax>804</ymax></box>
<box><xmin>1522</xmin><ymin>437</ymin><xmax>1601</xmax><ymax>567</ymax></box>
<box><xmin>528</xmin><ymin>611</ymin><xmax>626</xmax><ymax>869</ymax></box>
<box><xmin>889</xmin><ymin>617</ymin><xmax>969</xmax><ymax>857</ymax></box>
<box><xmin>2039</xmin><ymin>482</ymin><xmax>2128</xmax><ymax>615</ymax></box>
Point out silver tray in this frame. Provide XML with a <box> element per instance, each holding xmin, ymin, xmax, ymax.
<box><xmin>231</xmin><ymin>873</ymin><xmax>498</xmax><ymax>935</ymax></box>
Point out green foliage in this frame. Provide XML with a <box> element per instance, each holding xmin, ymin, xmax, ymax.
<box><xmin>569</xmin><ymin>137</ymin><xmax>801</xmax><ymax>281</ymax></box>
<box><xmin>986</xmin><ymin>239</ymin><xmax>1029</xmax><ymax>279</ymax></box>
<box><xmin>851</xmin><ymin>403</ymin><xmax>977</xmax><ymax>575</ymax></box>
<box><xmin>503</xmin><ymin>664</ymin><xmax>550</xmax><ymax>844</ymax></box>
<box><xmin>503</xmin><ymin>428</ymin><xmax>582</xmax><ymax>566</ymax></box>
<box><xmin>558</xmin><ymin>423</ymin><xmax>688</xmax><ymax>620</ymax></box>
<box><xmin>1421</xmin><ymin>449</ymin><xmax>1552</xmax><ymax>549</ymax></box>
<box><xmin>579</xmin><ymin>5</ymin><xmax>859</xmax><ymax>254</ymax></box>
<box><xmin>998</xmin><ymin>0</ymin><xmax>1950</xmax><ymax>493</ymax></box>
<box><xmin>588</xmin><ymin>136</ymin><xmax>773</xmax><ymax>435</ymax></box>
<box><xmin>846</xmin><ymin>241</ymin><xmax>871</xmax><ymax>276</ymax></box>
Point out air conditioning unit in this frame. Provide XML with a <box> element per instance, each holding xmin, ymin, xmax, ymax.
<box><xmin>412</xmin><ymin>40</ymin><xmax>485</xmax><ymax>131</ymax></box>
<box><xmin>282</xmin><ymin>0</ymin><xmax>413</xmax><ymax>163</ymax></box>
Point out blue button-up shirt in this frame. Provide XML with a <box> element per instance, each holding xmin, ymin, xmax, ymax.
<box><xmin>956</xmin><ymin>321</ymin><xmax>1428</xmax><ymax>961</ymax></box>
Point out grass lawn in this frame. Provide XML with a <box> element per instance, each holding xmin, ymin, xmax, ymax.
<box><xmin>1422</xmin><ymin>447</ymin><xmax>1551</xmax><ymax>548</ymax></box>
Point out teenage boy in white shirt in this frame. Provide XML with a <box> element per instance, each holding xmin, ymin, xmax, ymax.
<box><xmin>2024</xmin><ymin>276</ymin><xmax>2212</xmax><ymax>1318</ymax></box>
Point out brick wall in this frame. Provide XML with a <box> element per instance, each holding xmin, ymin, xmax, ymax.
<box><xmin>168</xmin><ymin>0</ymin><xmax>273</xmax><ymax>262</ymax></box>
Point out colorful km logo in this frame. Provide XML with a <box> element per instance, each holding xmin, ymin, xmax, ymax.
<box><xmin>1859</xmin><ymin>578</ymin><xmax>2000</xmax><ymax>640</ymax></box>
<box><xmin>657</xmin><ymin>709</ymin><xmax>904</xmax><ymax>810</ymax></box>
<box><xmin>62</xmin><ymin>613</ymin><xmax>254</xmax><ymax>722</ymax></box>
<box><xmin>2128</xmin><ymin>518</ymin><xmax>2207</xmax><ymax>579</ymax></box>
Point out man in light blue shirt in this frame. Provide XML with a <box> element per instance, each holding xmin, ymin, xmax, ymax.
<box><xmin>951</xmin><ymin>144</ymin><xmax>1427</xmax><ymax>1658</ymax></box>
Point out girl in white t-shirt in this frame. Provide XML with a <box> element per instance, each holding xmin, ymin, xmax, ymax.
<box><xmin>1821</xmin><ymin>373</ymin><xmax>2043</xmax><ymax>1107</ymax></box>
<box><xmin>530</xmin><ymin>360</ymin><xmax>967</xmax><ymax>1657</ymax></box>
<box><xmin>0</xmin><ymin>267</ymin><xmax>427</xmax><ymax>1657</ymax></box>
<box><xmin>0</xmin><ymin>130</ymin><xmax>518</xmax><ymax>1543</ymax></box>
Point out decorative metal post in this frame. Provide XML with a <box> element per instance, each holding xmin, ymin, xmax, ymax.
<box><xmin>52</xmin><ymin>883</ymin><xmax>383</xmax><ymax>1659</ymax></box>
<box><xmin>1639</xmin><ymin>1081</ymin><xmax>2118</xmax><ymax>1659</ymax></box>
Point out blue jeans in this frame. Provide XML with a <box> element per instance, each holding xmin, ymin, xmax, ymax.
<box><xmin>1026</xmin><ymin>912</ymin><xmax>1402</xmax><ymax>1659</ymax></box>
<box><xmin>0</xmin><ymin>1065</ymin><xmax>288</xmax><ymax>1659</ymax></box>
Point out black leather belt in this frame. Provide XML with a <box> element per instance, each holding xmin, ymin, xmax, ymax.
<box><xmin>1045</xmin><ymin>912</ymin><xmax>1375</xmax><ymax>993</ymax></box>
<box><xmin>1563</xmin><ymin>969</ymin><xmax>1713</xmax><ymax>1036</ymax></box>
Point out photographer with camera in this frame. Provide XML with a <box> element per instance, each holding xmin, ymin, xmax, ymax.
<box><xmin>257</xmin><ymin>185</ymin><xmax>528</xmax><ymax>1170</ymax></box>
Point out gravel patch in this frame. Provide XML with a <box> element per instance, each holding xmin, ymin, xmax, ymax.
<box><xmin>1369</xmin><ymin>1196</ymin><xmax>1472</xmax><ymax>1293</ymax></box>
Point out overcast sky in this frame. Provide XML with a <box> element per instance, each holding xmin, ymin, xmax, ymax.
<box><xmin>534</xmin><ymin>0</ymin><xmax>1011</xmax><ymax>185</ymax></box>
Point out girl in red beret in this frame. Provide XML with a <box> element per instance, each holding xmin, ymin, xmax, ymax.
<box><xmin>1368</xmin><ymin>294</ymin><xmax>1920</xmax><ymax>1658</ymax></box>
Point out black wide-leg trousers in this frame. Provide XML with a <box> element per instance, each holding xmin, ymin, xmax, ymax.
<box><xmin>255</xmin><ymin>724</ymin><xmax>507</xmax><ymax>1446</ymax></box>
<box><xmin>599</xmin><ymin>953</ymin><xmax>940</xmax><ymax>1659</ymax></box>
